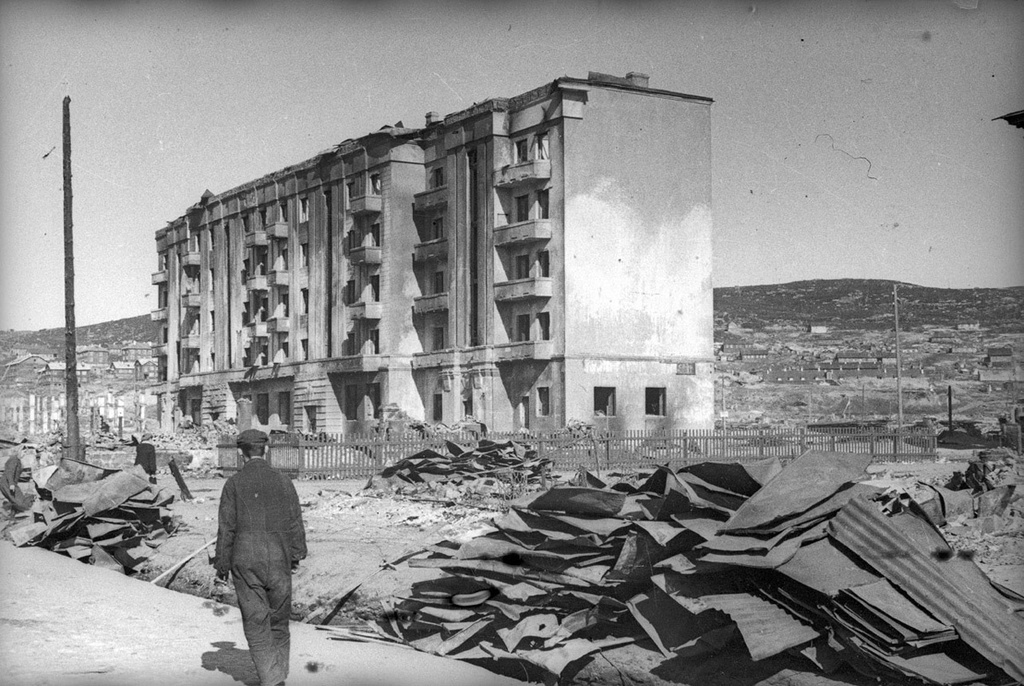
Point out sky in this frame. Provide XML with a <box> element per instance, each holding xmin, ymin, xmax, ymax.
<box><xmin>1</xmin><ymin>0</ymin><xmax>1022</xmax><ymax>331</ymax></box>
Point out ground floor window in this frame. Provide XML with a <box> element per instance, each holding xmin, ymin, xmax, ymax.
<box><xmin>594</xmin><ymin>387</ymin><xmax>616</xmax><ymax>416</ymax></box>
<box><xmin>256</xmin><ymin>393</ymin><xmax>269</xmax><ymax>424</ymax></box>
<box><xmin>278</xmin><ymin>391</ymin><xmax>291</xmax><ymax>425</ymax></box>
<box><xmin>537</xmin><ymin>387</ymin><xmax>551</xmax><ymax>416</ymax></box>
<box><xmin>645</xmin><ymin>387</ymin><xmax>666</xmax><ymax>416</ymax></box>
<box><xmin>433</xmin><ymin>393</ymin><xmax>443</xmax><ymax>422</ymax></box>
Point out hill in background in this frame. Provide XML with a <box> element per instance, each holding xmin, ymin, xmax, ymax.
<box><xmin>0</xmin><ymin>314</ymin><xmax>155</xmax><ymax>362</ymax></box>
<box><xmin>714</xmin><ymin>279</ymin><xmax>1023</xmax><ymax>333</ymax></box>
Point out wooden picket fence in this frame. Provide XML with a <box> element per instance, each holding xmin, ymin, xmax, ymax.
<box><xmin>226</xmin><ymin>426</ymin><xmax>938</xmax><ymax>480</ymax></box>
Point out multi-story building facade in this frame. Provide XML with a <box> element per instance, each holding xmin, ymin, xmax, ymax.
<box><xmin>152</xmin><ymin>72</ymin><xmax>715</xmax><ymax>433</ymax></box>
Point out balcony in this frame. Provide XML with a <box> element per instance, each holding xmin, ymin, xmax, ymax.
<box><xmin>151</xmin><ymin>270</ymin><xmax>168</xmax><ymax>285</ymax></box>
<box><xmin>413</xmin><ymin>293</ymin><xmax>449</xmax><ymax>315</ymax></box>
<box><xmin>412</xmin><ymin>351</ymin><xmax>455</xmax><ymax>369</ymax></box>
<box><xmin>247</xmin><ymin>274</ymin><xmax>268</xmax><ymax>291</ymax></box>
<box><xmin>268</xmin><ymin>271</ymin><xmax>290</xmax><ymax>288</ymax></box>
<box><xmin>494</xmin><ymin>159</ymin><xmax>551</xmax><ymax>188</ymax></box>
<box><xmin>494</xmin><ymin>219</ymin><xmax>553</xmax><ymax>247</ymax></box>
<box><xmin>493</xmin><ymin>277</ymin><xmax>553</xmax><ymax>302</ymax></box>
<box><xmin>413</xmin><ymin>186</ymin><xmax>448</xmax><ymax>213</ymax></box>
<box><xmin>181</xmin><ymin>334</ymin><xmax>201</xmax><ymax>350</ymax></box>
<box><xmin>349</xmin><ymin>194</ymin><xmax>382</xmax><ymax>215</ymax></box>
<box><xmin>183</xmin><ymin>292</ymin><xmax>202</xmax><ymax>309</ymax></box>
<box><xmin>267</xmin><ymin>317</ymin><xmax>290</xmax><ymax>333</ymax></box>
<box><xmin>328</xmin><ymin>354</ymin><xmax>386</xmax><ymax>374</ymax></box>
<box><xmin>180</xmin><ymin>251</ymin><xmax>202</xmax><ymax>268</ymax></box>
<box><xmin>249</xmin><ymin>321</ymin><xmax>268</xmax><ymax>338</ymax></box>
<box><xmin>265</xmin><ymin>220</ymin><xmax>289</xmax><ymax>239</ymax></box>
<box><xmin>349</xmin><ymin>300</ymin><xmax>383</xmax><ymax>320</ymax></box>
<box><xmin>495</xmin><ymin>341</ymin><xmax>555</xmax><ymax>362</ymax></box>
<box><xmin>349</xmin><ymin>245</ymin><xmax>382</xmax><ymax>265</ymax></box>
<box><xmin>413</xmin><ymin>238</ymin><xmax>448</xmax><ymax>263</ymax></box>
<box><xmin>243</xmin><ymin>230</ymin><xmax>268</xmax><ymax>248</ymax></box>
<box><xmin>151</xmin><ymin>308</ymin><xmax>168</xmax><ymax>321</ymax></box>
<box><xmin>152</xmin><ymin>344</ymin><xmax>168</xmax><ymax>357</ymax></box>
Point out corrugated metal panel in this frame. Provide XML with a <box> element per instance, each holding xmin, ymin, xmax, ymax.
<box><xmin>830</xmin><ymin>496</ymin><xmax>1024</xmax><ymax>683</ymax></box>
<box><xmin>702</xmin><ymin>592</ymin><xmax>819</xmax><ymax>661</ymax></box>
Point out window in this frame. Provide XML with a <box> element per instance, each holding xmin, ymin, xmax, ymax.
<box><xmin>256</xmin><ymin>393</ymin><xmax>270</xmax><ymax>424</ymax></box>
<box><xmin>367</xmin><ymin>383</ymin><xmax>381</xmax><ymax>419</ymax></box>
<box><xmin>537</xmin><ymin>189</ymin><xmax>549</xmax><ymax>219</ymax></box>
<box><xmin>344</xmin><ymin>332</ymin><xmax>356</xmax><ymax>356</ymax></box>
<box><xmin>346</xmin><ymin>181</ymin><xmax>356</xmax><ymax>201</ymax></box>
<box><xmin>515</xmin><ymin>195</ymin><xmax>530</xmax><ymax>223</ymax></box>
<box><xmin>370</xmin><ymin>222</ymin><xmax>381</xmax><ymax>247</ymax></box>
<box><xmin>537</xmin><ymin>312</ymin><xmax>550</xmax><ymax>340</ymax></box>
<box><xmin>300</xmin><ymin>242</ymin><xmax>309</xmax><ymax>267</ymax></box>
<box><xmin>431</xmin><ymin>166</ymin><xmax>445</xmax><ymax>188</ymax></box>
<box><xmin>347</xmin><ymin>228</ymin><xmax>360</xmax><ymax>251</ymax></box>
<box><xmin>433</xmin><ymin>270</ymin><xmax>445</xmax><ymax>295</ymax></box>
<box><xmin>645</xmin><ymin>387</ymin><xmax>667</xmax><ymax>416</ymax></box>
<box><xmin>516</xmin><ymin>314</ymin><xmax>531</xmax><ymax>342</ymax></box>
<box><xmin>535</xmin><ymin>132</ymin><xmax>549</xmax><ymax>160</ymax></box>
<box><xmin>278</xmin><ymin>391</ymin><xmax>291</xmax><ymax>424</ymax></box>
<box><xmin>430</xmin><ymin>217</ymin><xmax>444</xmax><ymax>241</ymax></box>
<box><xmin>594</xmin><ymin>387</ymin><xmax>616</xmax><ymax>416</ymax></box>
<box><xmin>242</xmin><ymin>215</ymin><xmax>250</xmax><ymax>233</ymax></box>
<box><xmin>370</xmin><ymin>274</ymin><xmax>380</xmax><ymax>302</ymax></box>
<box><xmin>279</xmin><ymin>246</ymin><xmax>289</xmax><ymax>271</ymax></box>
<box><xmin>208</xmin><ymin>268</ymin><xmax>214</xmax><ymax>291</ymax></box>
<box><xmin>161</xmin><ymin>325</ymin><xmax>168</xmax><ymax>343</ymax></box>
<box><xmin>304</xmin><ymin>405</ymin><xmax>317</xmax><ymax>433</ymax></box>
<box><xmin>537</xmin><ymin>387</ymin><xmax>551</xmax><ymax>416</ymax></box>
<box><xmin>241</xmin><ymin>301</ymin><xmax>251</xmax><ymax>326</ymax></box>
<box><xmin>463</xmin><ymin>394</ymin><xmax>474</xmax><ymax>419</ymax></box>
<box><xmin>278</xmin><ymin>289</ymin><xmax>289</xmax><ymax>317</ymax></box>
<box><xmin>300</xmin><ymin>338</ymin><xmax>308</xmax><ymax>360</ymax></box>
<box><xmin>259</xmin><ymin>207</ymin><xmax>267</xmax><ymax>226</ymax></box>
<box><xmin>345</xmin><ymin>280</ymin><xmax>356</xmax><ymax>305</ymax></box>
<box><xmin>433</xmin><ymin>393</ymin><xmax>443</xmax><ymax>422</ymax></box>
<box><xmin>301</xmin><ymin>288</ymin><xmax>309</xmax><ymax>315</ymax></box>
<box><xmin>515</xmin><ymin>254</ymin><xmax>531</xmax><ymax>280</ymax></box>
<box><xmin>538</xmin><ymin>250</ymin><xmax>550</xmax><ymax>278</ymax></box>
<box><xmin>159</xmin><ymin>253</ymin><xmax>168</xmax><ymax>270</ymax></box>
<box><xmin>369</xmin><ymin>173</ymin><xmax>381</xmax><ymax>195</ymax></box>
<box><xmin>514</xmin><ymin>139</ymin><xmax>529</xmax><ymax>163</ymax></box>
<box><xmin>299</xmin><ymin>197</ymin><xmax>308</xmax><ymax>223</ymax></box>
<box><xmin>433</xmin><ymin>325</ymin><xmax>446</xmax><ymax>351</ymax></box>
<box><xmin>344</xmin><ymin>385</ymin><xmax>359</xmax><ymax>419</ymax></box>
<box><xmin>279</xmin><ymin>201</ymin><xmax>288</xmax><ymax>223</ymax></box>
<box><xmin>368</xmin><ymin>328</ymin><xmax>380</xmax><ymax>354</ymax></box>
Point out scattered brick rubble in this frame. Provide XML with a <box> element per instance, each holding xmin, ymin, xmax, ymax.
<box><xmin>326</xmin><ymin>450</ymin><xmax>1024</xmax><ymax>685</ymax></box>
<box><xmin>4</xmin><ymin>457</ymin><xmax>180</xmax><ymax>574</ymax></box>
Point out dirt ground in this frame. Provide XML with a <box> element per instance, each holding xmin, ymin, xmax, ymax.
<box><xmin>128</xmin><ymin>449</ymin><xmax>1023</xmax><ymax>686</ymax></box>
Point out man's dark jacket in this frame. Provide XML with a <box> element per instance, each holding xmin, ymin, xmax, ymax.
<box><xmin>215</xmin><ymin>458</ymin><xmax>306</xmax><ymax>577</ymax></box>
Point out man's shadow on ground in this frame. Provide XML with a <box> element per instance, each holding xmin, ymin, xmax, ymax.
<box><xmin>201</xmin><ymin>641</ymin><xmax>259</xmax><ymax>685</ymax></box>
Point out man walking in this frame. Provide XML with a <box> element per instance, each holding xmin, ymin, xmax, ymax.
<box><xmin>215</xmin><ymin>429</ymin><xmax>306</xmax><ymax>686</ymax></box>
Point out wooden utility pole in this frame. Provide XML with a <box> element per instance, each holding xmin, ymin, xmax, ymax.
<box><xmin>893</xmin><ymin>283</ymin><xmax>904</xmax><ymax>432</ymax></box>
<box><xmin>63</xmin><ymin>96</ymin><xmax>80</xmax><ymax>459</ymax></box>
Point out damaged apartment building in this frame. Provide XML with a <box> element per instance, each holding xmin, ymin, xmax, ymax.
<box><xmin>151</xmin><ymin>72</ymin><xmax>715</xmax><ymax>434</ymax></box>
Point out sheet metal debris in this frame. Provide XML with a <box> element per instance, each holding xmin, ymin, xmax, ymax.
<box><xmin>5</xmin><ymin>458</ymin><xmax>179</xmax><ymax>574</ymax></box>
<box><xmin>340</xmin><ymin>449</ymin><xmax>1023</xmax><ymax>684</ymax></box>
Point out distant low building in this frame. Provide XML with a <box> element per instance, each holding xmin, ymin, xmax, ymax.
<box><xmin>135</xmin><ymin>357</ymin><xmax>158</xmax><ymax>381</ymax></box>
<box><xmin>808</xmin><ymin>324</ymin><xmax>829</xmax><ymax>334</ymax></box>
<box><xmin>77</xmin><ymin>346</ymin><xmax>110</xmax><ymax>366</ymax></box>
<box><xmin>739</xmin><ymin>348</ymin><xmax>769</xmax><ymax>361</ymax></box>
<box><xmin>43</xmin><ymin>361</ymin><xmax>92</xmax><ymax>381</ymax></box>
<box><xmin>119</xmin><ymin>342</ymin><xmax>153</xmax><ymax>363</ymax></box>
<box><xmin>108</xmin><ymin>361</ymin><xmax>135</xmax><ymax>378</ymax></box>
<box><xmin>956</xmin><ymin>322</ymin><xmax>980</xmax><ymax>331</ymax></box>
<box><xmin>987</xmin><ymin>347</ymin><xmax>1014</xmax><ymax>367</ymax></box>
<box><xmin>836</xmin><ymin>350</ymin><xmax>874</xmax><ymax>363</ymax></box>
<box><xmin>2</xmin><ymin>354</ymin><xmax>51</xmax><ymax>386</ymax></box>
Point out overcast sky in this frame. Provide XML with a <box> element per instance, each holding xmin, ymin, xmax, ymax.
<box><xmin>1</xmin><ymin>0</ymin><xmax>1022</xmax><ymax>331</ymax></box>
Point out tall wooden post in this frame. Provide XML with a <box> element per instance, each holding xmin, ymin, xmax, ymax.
<box><xmin>893</xmin><ymin>284</ymin><xmax>904</xmax><ymax>432</ymax></box>
<box><xmin>63</xmin><ymin>96</ymin><xmax>80</xmax><ymax>459</ymax></box>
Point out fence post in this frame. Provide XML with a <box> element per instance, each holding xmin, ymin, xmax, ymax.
<box><xmin>893</xmin><ymin>432</ymin><xmax>900</xmax><ymax>461</ymax></box>
<box><xmin>869</xmin><ymin>432</ymin><xmax>876</xmax><ymax>460</ymax></box>
<box><xmin>799</xmin><ymin>427</ymin><xmax>807</xmax><ymax>454</ymax></box>
<box><xmin>758</xmin><ymin>429</ymin><xmax>765</xmax><ymax>458</ymax></box>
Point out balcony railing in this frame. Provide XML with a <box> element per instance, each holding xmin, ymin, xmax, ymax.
<box><xmin>180</xmin><ymin>251</ymin><xmax>202</xmax><ymax>268</ymax></box>
<box><xmin>267</xmin><ymin>317</ymin><xmax>290</xmax><ymax>333</ymax></box>
<box><xmin>151</xmin><ymin>308</ymin><xmax>168</xmax><ymax>321</ymax></box>
<box><xmin>494</xmin><ymin>340</ymin><xmax>554</xmax><ymax>362</ymax></box>
<box><xmin>493</xmin><ymin>277</ymin><xmax>553</xmax><ymax>302</ymax></box>
<box><xmin>247</xmin><ymin>274</ymin><xmax>268</xmax><ymax>291</ymax></box>
<box><xmin>349</xmin><ymin>246</ymin><xmax>382</xmax><ymax>265</ymax></box>
<box><xmin>494</xmin><ymin>159</ymin><xmax>551</xmax><ymax>188</ymax></box>
<box><xmin>268</xmin><ymin>271</ymin><xmax>290</xmax><ymax>288</ymax></box>
<box><xmin>349</xmin><ymin>300</ymin><xmax>383</xmax><ymax>320</ymax></box>
<box><xmin>243</xmin><ymin>230</ymin><xmax>268</xmax><ymax>248</ymax></box>
<box><xmin>181</xmin><ymin>334</ymin><xmax>201</xmax><ymax>350</ymax></box>
<box><xmin>349</xmin><ymin>194</ymin><xmax>382</xmax><ymax>215</ymax></box>
<box><xmin>413</xmin><ymin>238</ymin><xmax>448</xmax><ymax>263</ymax></box>
<box><xmin>413</xmin><ymin>186</ymin><xmax>448</xmax><ymax>212</ymax></box>
<box><xmin>151</xmin><ymin>270</ymin><xmax>168</xmax><ymax>285</ymax></box>
<box><xmin>494</xmin><ymin>219</ymin><xmax>553</xmax><ymax>247</ymax></box>
<box><xmin>265</xmin><ymin>220</ymin><xmax>289</xmax><ymax>239</ymax></box>
<box><xmin>183</xmin><ymin>292</ymin><xmax>202</xmax><ymax>309</ymax></box>
<box><xmin>411</xmin><ymin>351</ymin><xmax>454</xmax><ymax>369</ymax></box>
<box><xmin>249</xmin><ymin>321</ymin><xmax>269</xmax><ymax>338</ymax></box>
<box><xmin>413</xmin><ymin>292</ymin><xmax>449</xmax><ymax>315</ymax></box>
<box><xmin>325</xmin><ymin>354</ymin><xmax>386</xmax><ymax>374</ymax></box>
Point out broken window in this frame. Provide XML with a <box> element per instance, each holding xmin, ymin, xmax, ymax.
<box><xmin>537</xmin><ymin>189</ymin><xmax>549</xmax><ymax>219</ymax></box>
<box><xmin>515</xmin><ymin>254</ymin><xmax>531</xmax><ymax>280</ymax></box>
<box><xmin>300</xmin><ymin>338</ymin><xmax>308</xmax><ymax>360</ymax></box>
<box><xmin>278</xmin><ymin>289</ymin><xmax>289</xmax><ymax>317</ymax></box>
<box><xmin>538</xmin><ymin>250</ymin><xmax>550</xmax><ymax>278</ymax></box>
<box><xmin>515</xmin><ymin>139</ymin><xmax>529</xmax><ymax>163</ymax></box>
<box><xmin>300</xmin><ymin>242</ymin><xmax>309</xmax><ymax>267</ymax></box>
<box><xmin>345</xmin><ymin>280</ymin><xmax>356</xmax><ymax>305</ymax></box>
<box><xmin>344</xmin><ymin>384</ymin><xmax>359</xmax><ymax>419</ymax></box>
<box><xmin>431</xmin><ymin>166</ymin><xmax>445</xmax><ymax>189</ymax></box>
<box><xmin>535</xmin><ymin>132</ymin><xmax>549</xmax><ymax>160</ymax></box>
<box><xmin>301</xmin><ymin>288</ymin><xmax>309</xmax><ymax>315</ymax></box>
<box><xmin>299</xmin><ymin>197</ymin><xmax>308</xmax><ymax>223</ymax></box>
<box><xmin>256</xmin><ymin>393</ymin><xmax>270</xmax><ymax>424</ymax></box>
<box><xmin>259</xmin><ymin>207</ymin><xmax>268</xmax><ymax>226</ymax></box>
<box><xmin>370</xmin><ymin>222</ymin><xmax>381</xmax><ymax>246</ymax></box>
<box><xmin>433</xmin><ymin>325</ymin><xmax>446</xmax><ymax>351</ymax></box>
<box><xmin>370</xmin><ymin>274</ymin><xmax>380</xmax><ymax>302</ymax></box>
<box><xmin>594</xmin><ymin>387</ymin><xmax>616</xmax><ymax>416</ymax></box>
<box><xmin>430</xmin><ymin>216</ymin><xmax>444</xmax><ymax>241</ymax></box>
<box><xmin>537</xmin><ymin>386</ymin><xmax>551</xmax><ymax>416</ymax></box>
<box><xmin>463</xmin><ymin>394</ymin><xmax>473</xmax><ymax>419</ymax></box>
<box><xmin>368</xmin><ymin>327</ymin><xmax>380</xmax><ymax>354</ymax></box>
<box><xmin>370</xmin><ymin>173</ymin><xmax>381</xmax><ymax>195</ymax></box>
<box><xmin>433</xmin><ymin>393</ymin><xmax>443</xmax><ymax>422</ymax></box>
<box><xmin>433</xmin><ymin>270</ymin><xmax>445</xmax><ymax>295</ymax></box>
<box><xmin>367</xmin><ymin>383</ymin><xmax>381</xmax><ymax>419</ymax></box>
<box><xmin>304</xmin><ymin>405</ymin><xmax>317</xmax><ymax>432</ymax></box>
<box><xmin>278</xmin><ymin>391</ymin><xmax>291</xmax><ymax>424</ymax></box>
<box><xmin>344</xmin><ymin>332</ymin><xmax>356</xmax><ymax>356</ymax></box>
<box><xmin>279</xmin><ymin>246</ymin><xmax>288</xmax><ymax>271</ymax></box>
<box><xmin>279</xmin><ymin>200</ymin><xmax>288</xmax><ymax>223</ymax></box>
<box><xmin>517</xmin><ymin>314</ymin><xmax>531</xmax><ymax>342</ymax></box>
<box><xmin>537</xmin><ymin>312</ymin><xmax>550</xmax><ymax>340</ymax></box>
<box><xmin>346</xmin><ymin>181</ymin><xmax>356</xmax><ymax>201</ymax></box>
<box><xmin>242</xmin><ymin>214</ymin><xmax>250</xmax><ymax>233</ymax></box>
<box><xmin>645</xmin><ymin>387</ymin><xmax>666</xmax><ymax>416</ymax></box>
<box><xmin>515</xmin><ymin>195</ymin><xmax>530</xmax><ymax>223</ymax></box>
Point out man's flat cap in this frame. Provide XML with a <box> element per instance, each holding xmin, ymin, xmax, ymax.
<box><xmin>236</xmin><ymin>429</ymin><xmax>268</xmax><ymax>447</ymax></box>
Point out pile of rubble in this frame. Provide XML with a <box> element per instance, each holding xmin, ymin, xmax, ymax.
<box><xmin>343</xmin><ymin>450</ymin><xmax>1024</xmax><ymax>684</ymax></box>
<box><xmin>379</xmin><ymin>439</ymin><xmax>553</xmax><ymax>498</ymax></box>
<box><xmin>5</xmin><ymin>457</ymin><xmax>180</xmax><ymax>575</ymax></box>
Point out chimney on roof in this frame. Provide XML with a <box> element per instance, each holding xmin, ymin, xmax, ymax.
<box><xmin>425</xmin><ymin>111</ymin><xmax>440</xmax><ymax>126</ymax></box>
<box><xmin>625</xmin><ymin>71</ymin><xmax>650</xmax><ymax>88</ymax></box>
